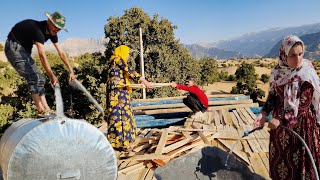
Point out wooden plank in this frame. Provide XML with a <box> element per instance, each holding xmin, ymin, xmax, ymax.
<box><xmin>217</xmin><ymin>139</ymin><xmax>250</xmax><ymax>164</ymax></box>
<box><xmin>144</xmin><ymin>168</ymin><xmax>155</xmax><ymax>180</ymax></box>
<box><xmin>245</xmin><ymin>107</ymin><xmax>257</xmax><ymax>120</ymax></box>
<box><xmin>258</xmin><ymin>152</ymin><xmax>270</xmax><ymax>174</ymax></box>
<box><xmin>166</xmin><ymin>135</ymin><xmax>215</xmax><ymax>158</ymax></box>
<box><xmin>118</xmin><ymin>162</ymin><xmax>145</xmax><ymax>174</ymax></box>
<box><xmin>163</xmin><ymin>137</ymin><xmax>193</xmax><ymax>153</ymax></box>
<box><xmin>208</xmin><ymin>103</ymin><xmax>259</xmax><ymax>111</ymax></box>
<box><xmin>123</xmin><ymin>165</ymin><xmax>146</xmax><ymax>176</ymax></box>
<box><xmin>238</xmin><ymin>129</ymin><xmax>263</xmax><ymax>153</ymax></box>
<box><xmin>125</xmin><ymin>154</ymin><xmax>170</xmax><ymax>161</ymax></box>
<box><xmin>155</xmin><ymin>131</ymin><xmax>168</xmax><ymax>155</ymax></box>
<box><xmin>191</xmin><ymin>124</ymin><xmax>210</xmax><ymax>144</ymax></box>
<box><xmin>211</xmin><ymin>130</ymin><xmax>241</xmax><ymax>139</ymax></box>
<box><xmin>232</xmin><ymin>110</ymin><xmax>245</xmax><ymax>126</ymax></box>
<box><xmin>249</xmin><ymin>153</ymin><xmax>270</xmax><ymax>178</ymax></box>
<box><xmin>134</xmin><ymin>167</ymin><xmax>150</xmax><ymax>180</ymax></box>
<box><xmin>221</xmin><ymin>109</ymin><xmax>233</xmax><ymax>125</ymax></box>
<box><xmin>241</xmin><ymin>140</ymin><xmax>253</xmax><ymax>155</ymax></box>
<box><xmin>251</xmin><ymin>130</ymin><xmax>269</xmax><ymax>152</ymax></box>
<box><xmin>136</xmin><ymin>103</ymin><xmax>259</xmax><ymax>115</ymax></box>
<box><xmin>236</xmin><ymin>108</ymin><xmax>249</xmax><ymax>125</ymax></box>
<box><xmin>238</xmin><ymin>108</ymin><xmax>254</xmax><ymax>124</ymax></box>
<box><xmin>213</xmin><ymin>110</ymin><xmax>221</xmax><ymax>126</ymax></box>
<box><xmin>118</xmin><ymin>160</ymin><xmax>131</xmax><ymax>170</ymax></box>
<box><xmin>230</xmin><ymin>111</ymin><xmax>240</xmax><ymax>128</ymax></box>
<box><xmin>260</xmin><ymin>129</ymin><xmax>270</xmax><ymax>139</ymax></box>
<box><xmin>133</xmin><ymin>143</ymin><xmax>152</xmax><ymax>153</ymax></box>
<box><xmin>206</xmin><ymin>111</ymin><xmax>213</xmax><ymax>125</ymax></box>
<box><xmin>182</xmin><ymin>132</ymin><xmax>193</xmax><ymax>140</ymax></box>
<box><xmin>132</xmin><ymin>94</ymin><xmax>247</xmax><ymax>103</ymax></box>
<box><xmin>133</xmin><ymin>99</ymin><xmax>253</xmax><ymax>110</ymax></box>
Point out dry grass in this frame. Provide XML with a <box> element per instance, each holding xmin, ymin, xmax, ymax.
<box><xmin>201</xmin><ymin>58</ymin><xmax>277</xmax><ymax>102</ymax></box>
<box><xmin>202</xmin><ymin>81</ymin><xmax>269</xmax><ymax>102</ymax></box>
<box><xmin>0</xmin><ymin>51</ymin><xmax>7</xmax><ymax>62</ymax></box>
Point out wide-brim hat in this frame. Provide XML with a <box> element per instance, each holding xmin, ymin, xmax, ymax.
<box><xmin>45</xmin><ymin>11</ymin><xmax>68</xmax><ymax>32</ymax></box>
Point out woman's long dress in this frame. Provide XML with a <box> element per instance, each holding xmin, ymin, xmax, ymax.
<box><xmin>106</xmin><ymin>58</ymin><xmax>140</xmax><ymax>149</ymax></box>
<box><xmin>263</xmin><ymin>82</ymin><xmax>320</xmax><ymax>179</ymax></box>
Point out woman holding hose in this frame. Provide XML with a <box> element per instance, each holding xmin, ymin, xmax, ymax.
<box><xmin>254</xmin><ymin>35</ymin><xmax>320</xmax><ymax>179</ymax></box>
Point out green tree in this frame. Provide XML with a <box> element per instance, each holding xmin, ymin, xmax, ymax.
<box><xmin>260</xmin><ymin>74</ymin><xmax>270</xmax><ymax>84</ymax></box>
<box><xmin>228</xmin><ymin>75</ymin><xmax>237</xmax><ymax>81</ymax></box>
<box><xmin>0</xmin><ymin>43</ymin><xmax>4</xmax><ymax>51</ymax></box>
<box><xmin>199</xmin><ymin>57</ymin><xmax>219</xmax><ymax>85</ymax></box>
<box><xmin>231</xmin><ymin>63</ymin><xmax>265</xmax><ymax>102</ymax></box>
<box><xmin>0</xmin><ymin>104</ymin><xmax>15</xmax><ymax>135</ymax></box>
<box><xmin>104</xmin><ymin>7</ymin><xmax>200</xmax><ymax>98</ymax></box>
<box><xmin>235</xmin><ymin>63</ymin><xmax>257</xmax><ymax>85</ymax></box>
<box><xmin>219</xmin><ymin>71</ymin><xmax>229</xmax><ymax>81</ymax></box>
<box><xmin>0</xmin><ymin>61</ymin><xmax>9</xmax><ymax>69</ymax></box>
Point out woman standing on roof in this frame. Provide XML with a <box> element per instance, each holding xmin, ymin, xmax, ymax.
<box><xmin>106</xmin><ymin>45</ymin><xmax>152</xmax><ymax>151</ymax></box>
<box><xmin>254</xmin><ymin>35</ymin><xmax>320</xmax><ymax>179</ymax></box>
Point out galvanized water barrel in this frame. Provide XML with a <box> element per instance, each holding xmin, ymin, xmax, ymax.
<box><xmin>0</xmin><ymin>117</ymin><xmax>117</xmax><ymax>180</ymax></box>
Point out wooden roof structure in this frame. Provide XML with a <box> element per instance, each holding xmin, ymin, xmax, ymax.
<box><xmin>99</xmin><ymin>94</ymin><xmax>271</xmax><ymax>180</ymax></box>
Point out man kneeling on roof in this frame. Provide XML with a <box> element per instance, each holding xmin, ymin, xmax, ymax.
<box><xmin>171</xmin><ymin>75</ymin><xmax>208</xmax><ymax>119</ymax></box>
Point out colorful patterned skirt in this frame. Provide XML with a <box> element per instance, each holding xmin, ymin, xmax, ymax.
<box><xmin>106</xmin><ymin>89</ymin><xmax>137</xmax><ymax>149</ymax></box>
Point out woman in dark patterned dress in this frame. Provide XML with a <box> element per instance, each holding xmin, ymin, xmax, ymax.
<box><xmin>254</xmin><ymin>35</ymin><xmax>320</xmax><ymax>180</ymax></box>
<box><xmin>106</xmin><ymin>45</ymin><xmax>152</xmax><ymax>151</ymax></box>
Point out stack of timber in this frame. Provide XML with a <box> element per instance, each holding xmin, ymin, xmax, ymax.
<box><xmin>99</xmin><ymin>95</ymin><xmax>271</xmax><ymax>179</ymax></box>
<box><xmin>132</xmin><ymin>94</ymin><xmax>259</xmax><ymax>128</ymax></box>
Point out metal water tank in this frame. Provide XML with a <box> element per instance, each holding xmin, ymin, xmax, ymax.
<box><xmin>0</xmin><ymin>117</ymin><xmax>117</xmax><ymax>180</ymax></box>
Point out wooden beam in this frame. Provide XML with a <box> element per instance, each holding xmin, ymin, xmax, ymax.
<box><xmin>132</xmin><ymin>94</ymin><xmax>247</xmax><ymax>103</ymax></box>
<box><xmin>133</xmin><ymin>99</ymin><xmax>253</xmax><ymax>110</ymax></box>
<box><xmin>135</xmin><ymin>103</ymin><xmax>259</xmax><ymax>115</ymax></box>
<box><xmin>155</xmin><ymin>131</ymin><xmax>168</xmax><ymax>155</ymax></box>
<box><xmin>249</xmin><ymin>153</ymin><xmax>270</xmax><ymax>178</ymax></box>
<box><xmin>191</xmin><ymin>124</ymin><xmax>210</xmax><ymax>144</ymax></box>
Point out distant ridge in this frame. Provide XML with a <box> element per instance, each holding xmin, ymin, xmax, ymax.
<box><xmin>215</xmin><ymin>23</ymin><xmax>320</xmax><ymax>56</ymax></box>
<box><xmin>264</xmin><ymin>31</ymin><xmax>320</xmax><ymax>60</ymax></box>
<box><xmin>42</xmin><ymin>37</ymin><xmax>107</xmax><ymax>57</ymax></box>
<box><xmin>183</xmin><ymin>23</ymin><xmax>320</xmax><ymax>59</ymax></box>
<box><xmin>184</xmin><ymin>44</ymin><xmax>257</xmax><ymax>59</ymax></box>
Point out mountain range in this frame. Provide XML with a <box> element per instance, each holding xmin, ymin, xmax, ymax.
<box><xmin>1</xmin><ymin>23</ymin><xmax>320</xmax><ymax>60</ymax></box>
<box><xmin>186</xmin><ymin>23</ymin><xmax>320</xmax><ymax>60</ymax></box>
<box><xmin>265</xmin><ymin>31</ymin><xmax>320</xmax><ymax>60</ymax></box>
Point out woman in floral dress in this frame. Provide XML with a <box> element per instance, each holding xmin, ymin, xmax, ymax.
<box><xmin>106</xmin><ymin>45</ymin><xmax>152</xmax><ymax>151</ymax></box>
<box><xmin>254</xmin><ymin>35</ymin><xmax>320</xmax><ymax>179</ymax></box>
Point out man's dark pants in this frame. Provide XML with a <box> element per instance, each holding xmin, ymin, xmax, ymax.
<box><xmin>183</xmin><ymin>94</ymin><xmax>207</xmax><ymax>113</ymax></box>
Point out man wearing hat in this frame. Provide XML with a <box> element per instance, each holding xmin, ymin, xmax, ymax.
<box><xmin>4</xmin><ymin>11</ymin><xmax>75</xmax><ymax>117</ymax></box>
<box><xmin>171</xmin><ymin>75</ymin><xmax>208</xmax><ymax>118</ymax></box>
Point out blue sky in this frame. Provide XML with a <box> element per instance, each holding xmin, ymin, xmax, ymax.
<box><xmin>1</xmin><ymin>0</ymin><xmax>320</xmax><ymax>44</ymax></box>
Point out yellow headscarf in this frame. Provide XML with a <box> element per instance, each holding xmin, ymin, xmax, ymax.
<box><xmin>109</xmin><ymin>45</ymin><xmax>132</xmax><ymax>92</ymax></box>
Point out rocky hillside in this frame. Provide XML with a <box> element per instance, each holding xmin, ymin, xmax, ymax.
<box><xmin>184</xmin><ymin>44</ymin><xmax>252</xmax><ymax>59</ymax></box>
<box><xmin>185</xmin><ymin>23</ymin><xmax>320</xmax><ymax>59</ymax></box>
<box><xmin>43</xmin><ymin>38</ymin><xmax>107</xmax><ymax>57</ymax></box>
<box><xmin>264</xmin><ymin>31</ymin><xmax>320</xmax><ymax>60</ymax></box>
<box><xmin>215</xmin><ymin>23</ymin><xmax>320</xmax><ymax>56</ymax></box>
